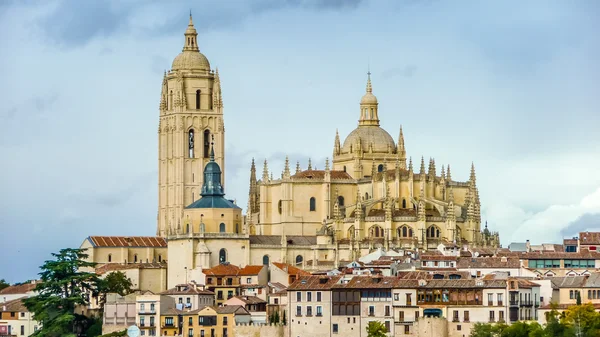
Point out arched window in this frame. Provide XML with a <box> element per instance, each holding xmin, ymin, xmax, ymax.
<box><xmin>134</xmin><ymin>254</ymin><xmax>138</xmax><ymax>263</ymax></box>
<box><xmin>219</xmin><ymin>223</ymin><xmax>226</xmax><ymax>233</ymax></box>
<box><xmin>169</xmin><ymin>90</ymin><xmax>173</xmax><ymax>110</ymax></box>
<box><xmin>196</xmin><ymin>90</ymin><xmax>201</xmax><ymax>109</ymax></box>
<box><xmin>108</xmin><ymin>254</ymin><xmax>112</xmax><ymax>263</ymax></box>
<box><xmin>263</xmin><ymin>255</ymin><xmax>269</xmax><ymax>265</ymax></box>
<box><xmin>427</xmin><ymin>225</ymin><xmax>441</xmax><ymax>238</ymax></box>
<box><xmin>348</xmin><ymin>226</ymin><xmax>355</xmax><ymax>239</ymax></box>
<box><xmin>370</xmin><ymin>225</ymin><xmax>384</xmax><ymax>238</ymax></box>
<box><xmin>278</xmin><ymin>200</ymin><xmax>282</xmax><ymax>214</ymax></box>
<box><xmin>343</xmin><ymin>166</ymin><xmax>346</xmax><ymax>172</ymax></box>
<box><xmin>402</xmin><ymin>198</ymin><xmax>407</xmax><ymax>208</ymax></box>
<box><xmin>337</xmin><ymin>196</ymin><xmax>345</xmax><ymax>207</ymax></box>
<box><xmin>378</xmin><ymin>164</ymin><xmax>384</xmax><ymax>172</ymax></box>
<box><xmin>219</xmin><ymin>249</ymin><xmax>227</xmax><ymax>263</ymax></box>
<box><xmin>158</xmin><ymin>255</ymin><xmax>162</xmax><ymax>263</ymax></box>
<box><xmin>295</xmin><ymin>255</ymin><xmax>303</xmax><ymax>266</ymax></box>
<box><xmin>309</xmin><ymin>197</ymin><xmax>316</xmax><ymax>211</ymax></box>
<box><xmin>398</xmin><ymin>226</ymin><xmax>413</xmax><ymax>238</ymax></box>
<box><xmin>203</xmin><ymin>130</ymin><xmax>211</xmax><ymax>158</ymax></box>
<box><xmin>186</xmin><ymin>224</ymin><xmax>190</xmax><ymax>233</ymax></box>
<box><xmin>235</xmin><ymin>223</ymin><xmax>239</xmax><ymax>234</ymax></box>
<box><xmin>188</xmin><ymin>129</ymin><xmax>195</xmax><ymax>158</ymax></box>
<box><xmin>365</xmin><ymin>192</ymin><xmax>369</xmax><ymax>200</ymax></box>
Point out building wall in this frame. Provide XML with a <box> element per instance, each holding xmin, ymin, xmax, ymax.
<box><xmin>288</xmin><ymin>289</ymin><xmax>332</xmax><ymax>337</ymax></box>
<box><xmin>0</xmin><ymin>312</ymin><xmax>38</xmax><ymax>337</ymax></box>
<box><xmin>233</xmin><ymin>323</ymin><xmax>285</xmax><ymax>337</ymax></box>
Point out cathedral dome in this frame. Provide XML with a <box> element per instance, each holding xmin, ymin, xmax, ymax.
<box><xmin>360</xmin><ymin>92</ymin><xmax>378</xmax><ymax>104</ymax></box>
<box><xmin>171</xmin><ymin>51</ymin><xmax>210</xmax><ymax>71</ymax></box>
<box><xmin>341</xmin><ymin>125</ymin><xmax>396</xmax><ymax>154</ymax></box>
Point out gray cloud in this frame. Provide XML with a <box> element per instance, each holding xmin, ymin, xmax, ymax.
<box><xmin>560</xmin><ymin>213</ymin><xmax>600</xmax><ymax>238</ymax></box>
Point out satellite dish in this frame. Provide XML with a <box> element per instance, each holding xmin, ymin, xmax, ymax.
<box><xmin>127</xmin><ymin>326</ymin><xmax>141</xmax><ymax>337</ymax></box>
<box><xmin>474</xmin><ymin>252</ymin><xmax>480</xmax><ymax>257</ymax></box>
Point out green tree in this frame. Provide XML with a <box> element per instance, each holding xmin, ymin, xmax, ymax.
<box><xmin>274</xmin><ymin>310</ymin><xmax>280</xmax><ymax>324</ymax></box>
<box><xmin>24</xmin><ymin>248</ymin><xmax>101</xmax><ymax>337</ymax></box>
<box><xmin>282</xmin><ymin>310</ymin><xmax>287</xmax><ymax>325</ymax></box>
<box><xmin>469</xmin><ymin>322</ymin><xmax>508</xmax><ymax>337</ymax></box>
<box><xmin>99</xmin><ymin>271</ymin><xmax>133</xmax><ymax>296</ymax></box>
<box><xmin>0</xmin><ymin>279</ymin><xmax>9</xmax><ymax>292</ymax></box>
<box><xmin>576</xmin><ymin>291</ymin><xmax>582</xmax><ymax>305</ymax></box>
<box><xmin>366</xmin><ymin>321</ymin><xmax>387</xmax><ymax>337</ymax></box>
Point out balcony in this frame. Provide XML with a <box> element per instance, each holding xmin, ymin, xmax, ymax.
<box><xmin>509</xmin><ymin>300</ymin><xmax>519</xmax><ymax>307</ymax></box>
<box><xmin>138</xmin><ymin>310</ymin><xmax>156</xmax><ymax>315</ymax></box>
<box><xmin>521</xmin><ymin>300</ymin><xmax>533</xmax><ymax>307</ymax></box>
<box><xmin>497</xmin><ymin>301</ymin><xmax>503</xmax><ymax>306</ymax></box>
<box><xmin>534</xmin><ymin>302</ymin><xmax>540</xmax><ymax>308</ymax></box>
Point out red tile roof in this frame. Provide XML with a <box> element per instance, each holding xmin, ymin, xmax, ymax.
<box><xmin>288</xmin><ymin>276</ymin><xmax>342</xmax><ymax>290</ymax></box>
<box><xmin>457</xmin><ymin>257</ymin><xmax>521</xmax><ymax>269</ymax></box>
<box><xmin>203</xmin><ymin>263</ymin><xmax>241</xmax><ymax>276</ymax></box>
<box><xmin>95</xmin><ymin>262</ymin><xmax>166</xmax><ymax>275</ymax></box>
<box><xmin>88</xmin><ymin>236</ymin><xmax>167</xmax><ymax>248</ymax></box>
<box><xmin>580</xmin><ymin>232</ymin><xmax>600</xmax><ymax>245</ymax></box>
<box><xmin>0</xmin><ymin>281</ymin><xmax>39</xmax><ymax>295</ymax></box>
<box><xmin>292</xmin><ymin>170</ymin><xmax>353</xmax><ymax>180</ymax></box>
<box><xmin>239</xmin><ymin>265</ymin><xmax>265</xmax><ymax>276</ymax></box>
<box><xmin>0</xmin><ymin>298</ymin><xmax>28</xmax><ymax>313</ymax></box>
<box><xmin>272</xmin><ymin>262</ymin><xmax>310</xmax><ymax>276</ymax></box>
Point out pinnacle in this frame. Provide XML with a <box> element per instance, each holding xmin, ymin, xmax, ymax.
<box><xmin>307</xmin><ymin>158</ymin><xmax>312</xmax><ymax>170</ymax></box>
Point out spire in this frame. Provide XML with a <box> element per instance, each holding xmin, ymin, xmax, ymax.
<box><xmin>408</xmin><ymin>157</ymin><xmax>413</xmax><ymax>172</ymax></box>
<box><xmin>296</xmin><ymin>161</ymin><xmax>301</xmax><ymax>174</ymax></box>
<box><xmin>359</xmin><ymin>71</ymin><xmax>379</xmax><ymax>126</ymax></box>
<box><xmin>334</xmin><ymin>129</ymin><xmax>341</xmax><ymax>155</ymax></box>
<box><xmin>262</xmin><ymin>159</ymin><xmax>269</xmax><ymax>181</ymax></box>
<box><xmin>325</xmin><ymin>158</ymin><xmax>330</xmax><ymax>171</ymax></box>
<box><xmin>183</xmin><ymin>12</ymin><xmax>199</xmax><ymax>52</ymax></box>
<box><xmin>209</xmin><ymin>135</ymin><xmax>215</xmax><ymax>160</ymax></box>
<box><xmin>446</xmin><ymin>164</ymin><xmax>452</xmax><ymax>182</ymax></box>
<box><xmin>283</xmin><ymin>156</ymin><xmax>290</xmax><ymax>178</ymax></box>
<box><xmin>397</xmin><ymin>125</ymin><xmax>407</xmax><ymax>169</ymax></box>
<box><xmin>470</xmin><ymin>162</ymin><xmax>477</xmax><ymax>186</ymax></box>
<box><xmin>213</xmin><ymin>68</ymin><xmax>223</xmax><ymax>108</ymax></box>
<box><xmin>419</xmin><ymin>156</ymin><xmax>426</xmax><ymax>176</ymax></box>
<box><xmin>307</xmin><ymin>158</ymin><xmax>312</xmax><ymax>171</ymax></box>
<box><xmin>441</xmin><ymin>165</ymin><xmax>446</xmax><ymax>180</ymax></box>
<box><xmin>250</xmin><ymin>158</ymin><xmax>257</xmax><ymax>184</ymax></box>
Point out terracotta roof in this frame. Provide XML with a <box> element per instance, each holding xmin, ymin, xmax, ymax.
<box><xmin>249</xmin><ymin>235</ymin><xmax>316</xmax><ymax>246</ymax></box>
<box><xmin>160</xmin><ymin>284</ymin><xmax>214</xmax><ymax>295</ymax></box>
<box><xmin>95</xmin><ymin>262</ymin><xmax>166</xmax><ymax>275</ymax></box>
<box><xmin>421</xmin><ymin>255</ymin><xmax>457</xmax><ymax>261</ymax></box>
<box><xmin>268</xmin><ymin>282</ymin><xmax>287</xmax><ymax>291</ymax></box>
<box><xmin>87</xmin><ymin>236</ymin><xmax>166</xmax><ymax>248</ymax></box>
<box><xmin>397</xmin><ymin>271</ymin><xmax>472</xmax><ymax>280</ymax></box>
<box><xmin>288</xmin><ymin>276</ymin><xmax>342</xmax><ymax>290</ymax></box>
<box><xmin>457</xmin><ymin>257</ymin><xmax>521</xmax><ymax>269</ymax></box>
<box><xmin>335</xmin><ymin>276</ymin><xmax>398</xmax><ymax>289</ymax></box>
<box><xmin>230</xmin><ymin>295</ymin><xmax>266</xmax><ymax>305</ymax></box>
<box><xmin>161</xmin><ymin>307</ymin><xmax>188</xmax><ymax>315</ymax></box>
<box><xmin>460</xmin><ymin>251</ymin><xmax>473</xmax><ymax>257</ymax></box>
<box><xmin>272</xmin><ymin>262</ymin><xmax>310</xmax><ymax>276</ymax></box>
<box><xmin>515</xmin><ymin>279</ymin><xmax>540</xmax><ymax>289</ymax></box>
<box><xmin>0</xmin><ymin>281</ymin><xmax>39</xmax><ymax>295</ymax></box>
<box><xmin>564</xmin><ymin>239</ymin><xmax>578</xmax><ymax>245</ymax></box>
<box><xmin>239</xmin><ymin>265</ymin><xmax>265</xmax><ymax>276</ymax></box>
<box><xmin>520</xmin><ymin>251</ymin><xmax>600</xmax><ymax>259</ymax></box>
<box><xmin>216</xmin><ymin>305</ymin><xmax>251</xmax><ymax>315</ymax></box>
<box><xmin>0</xmin><ymin>298</ymin><xmax>28</xmax><ymax>312</ymax></box>
<box><xmin>291</xmin><ymin>170</ymin><xmax>352</xmax><ymax>180</ymax></box>
<box><xmin>581</xmin><ymin>232</ymin><xmax>600</xmax><ymax>245</ymax></box>
<box><xmin>203</xmin><ymin>263</ymin><xmax>241</xmax><ymax>276</ymax></box>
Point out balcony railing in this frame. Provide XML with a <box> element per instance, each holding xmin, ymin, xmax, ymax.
<box><xmin>534</xmin><ymin>302</ymin><xmax>540</xmax><ymax>307</ymax></box>
<box><xmin>521</xmin><ymin>300</ymin><xmax>533</xmax><ymax>307</ymax></box>
<box><xmin>509</xmin><ymin>301</ymin><xmax>519</xmax><ymax>306</ymax></box>
<box><xmin>498</xmin><ymin>301</ymin><xmax>503</xmax><ymax>306</ymax></box>
<box><xmin>138</xmin><ymin>310</ymin><xmax>156</xmax><ymax>314</ymax></box>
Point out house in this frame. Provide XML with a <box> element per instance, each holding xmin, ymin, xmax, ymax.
<box><xmin>203</xmin><ymin>263</ymin><xmax>242</xmax><ymax>306</ymax></box>
<box><xmin>225</xmin><ymin>295</ymin><xmax>267</xmax><ymax>323</ymax></box>
<box><xmin>181</xmin><ymin>305</ymin><xmax>250</xmax><ymax>337</ymax></box>
<box><xmin>102</xmin><ymin>292</ymin><xmax>140</xmax><ymax>335</ymax></box>
<box><xmin>0</xmin><ymin>298</ymin><xmax>39</xmax><ymax>337</ymax></box>
<box><xmin>456</xmin><ymin>256</ymin><xmax>535</xmax><ymax>278</ymax></box>
<box><xmin>135</xmin><ymin>292</ymin><xmax>175</xmax><ymax>336</ymax></box>
<box><xmin>0</xmin><ymin>281</ymin><xmax>39</xmax><ymax>304</ymax></box>
<box><xmin>159</xmin><ymin>282</ymin><xmax>214</xmax><ymax>310</ymax></box>
<box><xmin>95</xmin><ymin>262</ymin><xmax>168</xmax><ymax>294</ymax></box>
<box><xmin>238</xmin><ymin>265</ymin><xmax>268</xmax><ymax>300</ymax></box>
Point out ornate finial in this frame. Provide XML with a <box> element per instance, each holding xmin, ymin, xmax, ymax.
<box><xmin>408</xmin><ymin>157</ymin><xmax>413</xmax><ymax>172</ymax></box>
<box><xmin>446</xmin><ymin>164</ymin><xmax>452</xmax><ymax>181</ymax></box>
<box><xmin>470</xmin><ymin>162</ymin><xmax>477</xmax><ymax>185</ymax></box>
<box><xmin>419</xmin><ymin>156</ymin><xmax>426</xmax><ymax>175</ymax></box>
<box><xmin>283</xmin><ymin>156</ymin><xmax>290</xmax><ymax>178</ymax></box>
<box><xmin>189</xmin><ymin>10</ymin><xmax>194</xmax><ymax>25</ymax></box>
<box><xmin>325</xmin><ymin>158</ymin><xmax>330</xmax><ymax>171</ymax></box>
<box><xmin>441</xmin><ymin>165</ymin><xmax>446</xmax><ymax>179</ymax></box>
<box><xmin>366</xmin><ymin>71</ymin><xmax>372</xmax><ymax>94</ymax></box>
<box><xmin>448</xmin><ymin>186</ymin><xmax>454</xmax><ymax>201</ymax></box>
<box><xmin>209</xmin><ymin>135</ymin><xmax>215</xmax><ymax>161</ymax></box>
<box><xmin>307</xmin><ymin>158</ymin><xmax>312</xmax><ymax>170</ymax></box>
<box><xmin>270</xmin><ymin>172</ymin><xmax>274</xmax><ymax>181</ymax></box>
<box><xmin>295</xmin><ymin>161</ymin><xmax>301</xmax><ymax>174</ymax></box>
<box><xmin>262</xmin><ymin>159</ymin><xmax>269</xmax><ymax>181</ymax></box>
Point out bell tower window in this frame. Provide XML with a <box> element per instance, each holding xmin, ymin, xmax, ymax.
<box><xmin>203</xmin><ymin>130</ymin><xmax>211</xmax><ymax>158</ymax></box>
<box><xmin>196</xmin><ymin>90</ymin><xmax>201</xmax><ymax>109</ymax></box>
<box><xmin>188</xmin><ymin>129</ymin><xmax>194</xmax><ymax>158</ymax></box>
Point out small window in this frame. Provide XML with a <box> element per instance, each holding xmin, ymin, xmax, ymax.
<box><xmin>133</xmin><ymin>254</ymin><xmax>138</xmax><ymax>263</ymax></box>
<box><xmin>196</xmin><ymin>90</ymin><xmax>201</xmax><ymax>109</ymax></box>
<box><xmin>203</xmin><ymin>130</ymin><xmax>211</xmax><ymax>158</ymax></box>
<box><xmin>278</xmin><ymin>200</ymin><xmax>282</xmax><ymax>214</ymax></box>
<box><xmin>219</xmin><ymin>223</ymin><xmax>226</xmax><ymax>233</ymax></box>
<box><xmin>378</xmin><ymin>164</ymin><xmax>384</xmax><ymax>172</ymax></box>
<box><xmin>296</xmin><ymin>255</ymin><xmax>303</xmax><ymax>266</ymax></box>
<box><xmin>235</xmin><ymin>223</ymin><xmax>239</xmax><ymax>234</ymax></box>
<box><xmin>107</xmin><ymin>254</ymin><xmax>112</xmax><ymax>262</ymax></box>
<box><xmin>332</xmin><ymin>324</ymin><xmax>338</xmax><ymax>333</ymax></box>
<box><xmin>309</xmin><ymin>197</ymin><xmax>316</xmax><ymax>211</ymax></box>
<box><xmin>219</xmin><ymin>249</ymin><xmax>227</xmax><ymax>263</ymax></box>
<box><xmin>263</xmin><ymin>255</ymin><xmax>269</xmax><ymax>265</ymax></box>
<box><xmin>158</xmin><ymin>255</ymin><xmax>162</xmax><ymax>263</ymax></box>
<box><xmin>337</xmin><ymin>196</ymin><xmax>344</xmax><ymax>207</ymax></box>
<box><xmin>188</xmin><ymin>129</ymin><xmax>195</xmax><ymax>158</ymax></box>
<box><xmin>402</xmin><ymin>198</ymin><xmax>407</xmax><ymax>208</ymax></box>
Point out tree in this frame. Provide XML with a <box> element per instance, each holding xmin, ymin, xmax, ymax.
<box><xmin>273</xmin><ymin>310</ymin><xmax>280</xmax><ymax>324</ymax></box>
<box><xmin>100</xmin><ymin>271</ymin><xmax>133</xmax><ymax>296</ymax></box>
<box><xmin>0</xmin><ymin>279</ymin><xmax>9</xmax><ymax>292</ymax></box>
<box><xmin>576</xmin><ymin>291</ymin><xmax>582</xmax><ymax>306</ymax></box>
<box><xmin>24</xmin><ymin>248</ymin><xmax>101</xmax><ymax>337</ymax></box>
<box><xmin>366</xmin><ymin>321</ymin><xmax>387</xmax><ymax>337</ymax></box>
<box><xmin>469</xmin><ymin>322</ymin><xmax>507</xmax><ymax>337</ymax></box>
<box><xmin>282</xmin><ymin>309</ymin><xmax>287</xmax><ymax>325</ymax></box>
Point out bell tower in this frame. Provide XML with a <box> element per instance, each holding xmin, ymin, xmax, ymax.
<box><xmin>157</xmin><ymin>14</ymin><xmax>225</xmax><ymax>237</ymax></box>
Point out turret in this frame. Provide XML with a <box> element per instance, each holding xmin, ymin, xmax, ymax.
<box><xmin>358</xmin><ymin>72</ymin><xmax>379</xmax><ymax>126</ymax></box>
<box><xmin>248</xmin><ymin>158</ymin><xmax>259</xmax><ymax>213</ymax></box>
<box><xmin>397</xmin><ymin>125</ymin><xmax>407</xmax><ymax>169</ymax></box>
<box><xmin>213</xmin><ymin>68</ymin><xmax>223</xmax><ymax>109</ymax></box>
<box><xmin>334</xmin><ymin>129</ymin><xmax>341</xmax><ymax>156</ymax></box>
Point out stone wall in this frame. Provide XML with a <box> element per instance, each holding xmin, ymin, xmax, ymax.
<box><xmin>416</xmin><ymin>317</ymin><xmax>448</xmax><ymax>337</ymax></box>
<box><xmin>233</xmin><ymin>323</ymin><xmax>286</xmax><ymax>337</ymax></box>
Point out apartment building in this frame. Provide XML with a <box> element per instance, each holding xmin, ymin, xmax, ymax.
<box><xmin>136</xmin><ymin>293</ymin><xmax>175</xmax><ymax>336</ymax></box>
<box><xmin>288</xmin><ymin>275</ymin><xmax>341</xmax><ymax>337</ymax></box>
<box><xmin>238</xmin><ymin>265</ymin><xmax>268</xmax><ymax>301</ymax></box>
<box><xmin>0</xmin><ymin>299</ymin><xmax>39</xmax><ymax>337</ymax></box>
<box><xmin>160</xmin><ymin>282</ymin><xmax>214</xmax><ymax>310</ymax></box>
<box><xmin>203</xmin><ymin>263</ymin><xmax>242</xmax><ymax>306</ymax></box>
<box><xmin>181</xmin><ymin>305</ymin><xmax>250</xmax><ymax>337</ymax></box>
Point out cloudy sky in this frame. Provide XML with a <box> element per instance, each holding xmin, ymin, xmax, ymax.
<box><xmin>0</xmin><ymin>0</ymin><xmax>598</xmax><ymax>283</ymax></box>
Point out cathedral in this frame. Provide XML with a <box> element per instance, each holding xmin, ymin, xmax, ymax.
<box><xmin>108</xmin><ymin>15</ymin><xmax>499</xmax><ymax>288</ymax></box>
